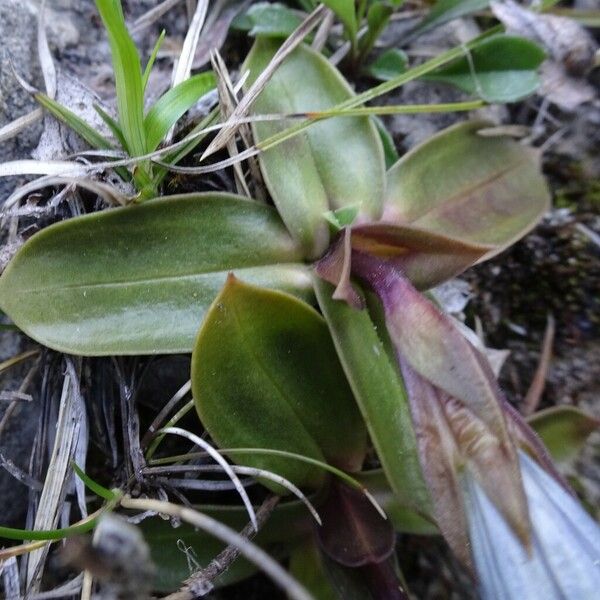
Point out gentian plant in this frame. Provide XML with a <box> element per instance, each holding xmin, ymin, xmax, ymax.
<box><xmin>1</xmin><ymin>6</ymin><xmax>599</xmax><ymax>599</ymax></box>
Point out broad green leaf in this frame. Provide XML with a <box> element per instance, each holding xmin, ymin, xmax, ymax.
<box><xmin>192</xmin><ymin>276</ymin><xmax>367</xmax><ymax>489</ymax></box>
<box><xmin>0</xmin><ymin>194</ymin><xmax>311</xmax><ymax>356</ymax></box>
<box><xmin>232</xmin><ymin>2</ymin><xmax>304</xmax><ymax>37</ymax></box>
<box><xmin>95</xmin><ymin>0</ymin><xmax>146</xmax><ymax>158</ymax></box>
<box><xmin>244</xmin><ymin>39</ymin><xmax>385</xmax><ymax>259</ymax></box>
<box><xmin>528</xmin><ymin>406</ymin><xmax>599</xmax><ymax>464</ymax></box>
<box><xmin>141</xmin><ymin>501</ymin><xmax>313</xmax><ymax>592</ymax></box>
<box><xmin>322</xmin><ymin>0</ymin><xmax>357</xmax><ymax>40</ymax></box>
<box><xmin>366</xmin><ymin>49</ymin><xmax>408</xmax><ymax>82</ymax></box>
<box><xmin>313</xmin><ymin>276</ymin><xmax>431</xmax><ymax>514</ymax></box>
<box><xmin>384</xmin><ymin>120</ymin><xmax>550</xmax><ymax>259</ymax></box>
<box><xmin>425</xmin><ymin>35</ymin><xmax>546</xmax><ymax>102</ymax></box>
<box><xmin>144</xmin><ymin>72</ymin><xmax>216</xmax><ymax>152</ymax></box>
<box><xmin>416</xmin><ymin>0</ymin><xmax>490</xmax><ymax>35</ymax></box>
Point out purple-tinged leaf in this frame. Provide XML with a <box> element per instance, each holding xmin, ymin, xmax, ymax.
<box><xmin>316</xmin><ymin>480</ymin><xmax>395</xmax><ymax>568</ymax></box>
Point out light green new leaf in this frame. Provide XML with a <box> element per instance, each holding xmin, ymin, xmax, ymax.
<box><xmin>425</xmin><ymin>35</ymin><xmax>546</xmax><ymax>103</ymax></box>
<box><xmin>313</xmin><ymin>276</ymin><xmax>431</xmax><ymax>514</ymax></box>
<box><xmin>244</xmin><ymin>39</ymin><xmax>385</xmax><ymax>259</ymax></box>
<box><xmin>95</xmin><ymin>0</ymin><xmax>146</xmax><ymax>157</ymax></box>
<box><xmin>192</xmin><ymin>276</ymin><xmax>367</xmax><ymax>490</ymax></box>
<box><xmin>0</xmin><ymin>194</ymin><xmax>311</xmax><ymax>356</ymax></box>
<box><xmin>144</xmin><ymin>72</ymin><xmax>216</xmax><ymax>152</ymax></box>
<box><xmin>416</xmin><ymin>0</ymin><xmax>490</xmax><ymax>35</ymax></box>
<box><xmin>528</xmin><ymin>406</ymin><xmax>599</xmax><ymax>465</ymax></box>
<box><xmin>384</xmin><ymin>120</ymin><xmax>550</xmax><ymax>260</ymax></box>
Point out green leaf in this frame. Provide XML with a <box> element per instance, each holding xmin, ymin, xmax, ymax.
<box><xmin>0</xmin><ymin>194</ymin><xmax>311</xmax><ymax>356</ymax></box>
<box><xmin>424</xmin><ymin>35</ymin><xmax>546</xmax><ymax>102</ymax></box>
<box><xmin>35</xmin><ymin>93</ymin><xmax>113</xmax><ymax>150</ymax></box>
<box><xmin>232</xmin><ymin>2</ymin><xmax>304</xmax><ymax>38</ymax></box>
<box><xmin>322</xmin><ymin>0</ymin><xmax>357</xmax><ymax>40</ymax></box>
<box><xmin>142</xmin><ymin>30</ymin><xmax>165</xmax><ymax>92</ymax></box>
<box><xmin>527</xmin><ymin>406</ymin><xmax>599</xmax><ymax>464</ymax></box>
<box><xmin>95</xmin><ymin>0</ymin><xmax>147</xmax><ymax>158</ymax></box>
<box><xmin>144</xmin><ymin>72</ymin><xmax>216</xmax><ymax>152</ymax></box>
<box><xmin>141</xmin><ymin>501</ymin><xmax>313</xmax><ymax>592</ymax></box>
<box><xmin>244</xmin><ymin>39</ymin><xmax>385</xmax><ymax>258</ymax></box>
<box><xmin>192</xmin><ymin>276</ymin><xmax>367</xmax><ymax>489</ymax></box>
<box><xmin>372</xmin><ymin>116</ymin><xmax>399</xmax><ymax>169</ymax></box>
<box><xmin>416</xmin><ymin>0</ymin><xmax>490</xmax><ymax>36</ymax></box>
<box><xmin>366</xmin><ymin>49</ymin><xmax>408</xmax><ymax>82</ymax></box>
<box><xmin>384</xmin><ymin>120</ymin><xmax>550</xmax><ymax>260</ymax></box>
<box><xmin>313</xmin><ymin>276</ymin><xmax>431</xmax><ymax>514</ymax></box>
<box><xmin>358</xmin><ymin>3</ymin><xmax>393</xmax><ymax>61</ymax></box>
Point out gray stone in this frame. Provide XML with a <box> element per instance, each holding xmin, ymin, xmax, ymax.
<box><xmin>0</xmin><ymin>0</ymin><xmax>44</xmax><ymax>202</ymax></box>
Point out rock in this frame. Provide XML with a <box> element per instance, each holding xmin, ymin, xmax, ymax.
<box><xmin>0</xmin><ymin>0</ymin><xmax>44</xmax><ymax>202</ymax></box>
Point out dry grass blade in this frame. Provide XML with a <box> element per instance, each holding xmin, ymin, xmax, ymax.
<box><xmin>130</xmin><ymin>0</ymin><xmax>184</xmax><ymax>34</ymax></box>
<box><xmin>522</xmin><ymin>314</ymin><xmax>556</xmax><ymax>416</ymax></box>
<box><xmin>0</xmin><ymin>557</ymin><xmax>20</xmax><ymax>599</ymax></box>
<box><xmin>26</xmin><ymin>366</ymin><xmax>84</xmax><ymax>591</ymax></box>
<box><xmin>0</xmin><ymin>541</ymin><xmax>47</xmax><ymax>562</ymax></box>
<box><xmin>312</xmin><ymin>8</ymin><xmax>335</xmax><ymax>52</ymax></box>
<box><xmin>0</xmin><ymin>349</ymin><xmax>39</xmax><ymax>375</ymax></box>
<box><xmin>211</xmin><ymin>50</ymin><xmax>251</xmax><ymax>197</ymax></box>
<box><xmin>120</xmin><ymin>496</ymin><xmax>313</xmax><ymax>600</ymax></box>
<box><xmin>37</xmin><ymin>0</ymin><xmax>56</xmax><ymax>99</ymax></box>
<box><xmin>159</xmin><ymin>427</ymin><xmax>258</xmax><ymax>531</ymax></box>
<box><xmin>0</xmin><ymin>159</ymin><xmax>86</xmax><ymax>178</ymax></box>
<box><xmin>0</xmin><ymin>109</ymin><xmax>43</xmax><ymax>144</ymax></box>
<box><xmin>171</xmin><ymin>0</ymin><xmax>209</xmax><ymax>89</ymax></box>
<box><xmin>141</xmin><ymin>380</ymin><xmax>191</xmax><ymax>450</ymax></box>
<box><xmin>201</xmin><ymin>3</ymin><xmax>327</xmax><ymax>159</ymax></box>
<box><xmin>3</xmin><ymin>176</ymin><xmax>128</xmax><ymax>212</ymax></box>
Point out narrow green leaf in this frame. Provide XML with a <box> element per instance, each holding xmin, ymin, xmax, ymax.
<box><xmin>72</xmin><ymin>463</ymin><xmax>118</xmax><ymax>501</ymax></box>
<box><xmin>95</xmin><ymin>0</ymin><xmax>147</xmax><ymax>157</ymax></box>
<box><xmin>367</xmin><ymin>49</ymin><xmax>408</xmax><ymax>82</ymax></box>
<box><xmin>192</xmin><ymin>276</ymin><xmax>367</xmax><ymax>489</ymax></box>
<box><xmin>244</xmin><ymin>39</ymin><xmax>385</xmax><ymax>258</ymax></box>
<box><xmin>35</xmin><ymin>93</ymin><xmax>113</xmax><ymax>150</ymax></box>
<box><xmin>527</xmin><ymin>406</ymin><xmax>599</xmax><ymax>464</ymax></box>
<box><xmin>384</xmin><ymin>120</ymin><xmax>550</xmax><ymax>259</ymax></box>
<box><xmin>313</xmin><ymin>276</ymin><xmax>431</xmax><ymax>514</ymax></box>
<box><xmin>416</xmin><ymin>0</ymin><xmax>490</xmax><ymax>35</ymax></box>
<box><xmin>372</xmin><ymin>116</ymin><xmax>399</xmax><ymax>169</ymax></box>
<box><xmin>0</xmin><ymin>194</ymin><xmax>311</xmax><ymax>355</ymax></box>
<box><xmin>142</xmin><ymin>30</ymin><xmax>166</xmax><ymax>92</ymax></box>
<box><xmin>144</xmin><ymin>72</ymin><xmax>216</xmax><ymax>152</ymax></box>
<box><xmin>93</xmin><ymin>104</ymin><xmax>129</xmax><ymax>152</ymax></box>
<box><xmin>424</xmin><ymin>35</ymin><xmax>546</xmax><ymax>102</ymax></box>
<box><xmin>233</xmin><ymin>2</ymin><xmax>304</xmax><ymax>38</ymax></box>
